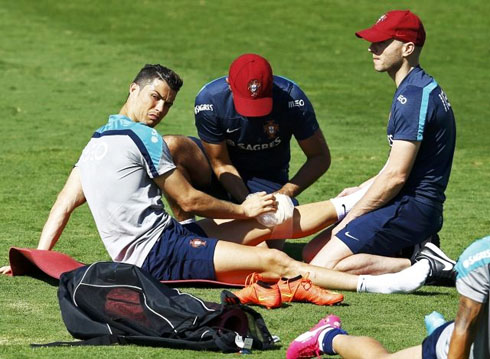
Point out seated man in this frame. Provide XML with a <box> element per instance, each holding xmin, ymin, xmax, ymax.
<box><xmin>163</xmin><ymin>53</ymin><xmax>330</xmax><ymax>248</ymax></box>
<box><xmin>303</xmin><ymin>10</ymin><xmax>456</xmax><ymax>276</ymax></box>
<box><xmin>0</xmin><ymin>64</ymin><xmax>451</xmax><ymax>307</ymax></box>
<box><xmin>287</xmin><ymin>235</ymin><xmax>490</xmax><ymax>359</ymax></box>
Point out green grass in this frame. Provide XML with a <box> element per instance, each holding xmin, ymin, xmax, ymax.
<box><xmin>1</xmin><ymin>0</ymin><xmax>489</xmax><ymax>357</ymax></box>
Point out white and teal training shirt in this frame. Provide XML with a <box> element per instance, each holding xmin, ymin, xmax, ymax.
<box><xmin>75</xmin><ymin>114</ymin><xmax>176</xmax><ymax>266</ymax></box>
<box><xmin>455</xmin><ymin>235</ymin><xmax>490</xmax><ymax>359</ymax></box>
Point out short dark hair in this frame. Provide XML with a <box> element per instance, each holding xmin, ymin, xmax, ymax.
<box><xmin>132</xmin><ymin>64</ymin><xmax>183</xmax><ymax>92</ymax></box>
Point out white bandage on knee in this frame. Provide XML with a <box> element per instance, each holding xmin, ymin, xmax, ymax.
<box><xmin>329</xmin><ymin>184</ymin><xmax>371</xmax><ymax>221</ymax></box>
<box><xmin>256</xmin><ymin>194</ymin><xmax>294</xmax><ymax>227</ymax></box>
<box><xmin>255</xmin><ymin>194</ymin><xmax>295</xmax><ymax>238</ymax></box>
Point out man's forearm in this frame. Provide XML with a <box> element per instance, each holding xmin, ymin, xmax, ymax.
<box><xmin>38</xmin><ymin>168</ymin><xmax>86</xmax><ymax>251</ymax></box>
<box><xmin>448</xmin><ymin>296</ymin><xmax>483</xmax><ymax>359</ymax></box>
<box><xmin>183</xmin><ymin>191</ymin><xmax>246</xmax><ymax>219</ymax></box>
<box><xmin>215</xmin><ymin>165</ymin><xmax>249</xmax><ymax>202</ymax></box>
<box><xmin>447</xmin><ymin>330</ymin><xmax>472</xmax><ymax>359</ymax></box>
<box><xmin>38</xmin><ymin>206</ymin><xmax>71</xmax><ymax>250</ymax></box>
<box><xmin>345</xmin><ymin>170</ymin><xmax>405</xmax><ymax>220</ymax></box>
<box><xmin>345</xmin><ymin>139</ymin><xmax>419</xmax><ymax>221</ymax></box>
<box><xmin>280</xmin><ymin>155</ymin><xmax>329</xmax><ymax>198</ymax></box>
<box><xmin>180</xmin><ymin>188</ymin><xmax>274</xmax><ymax>220</ymax></box>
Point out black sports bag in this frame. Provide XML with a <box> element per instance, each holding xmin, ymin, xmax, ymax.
<box><xmin>36</xmin><ymin>261</ymin><xmax>275</xmax><ymax>353</ymax></box>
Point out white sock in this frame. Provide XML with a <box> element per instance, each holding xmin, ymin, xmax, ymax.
<box><xmin>318</xmin><ymin>329</ymin><xmax>328</xmax><ymax>353</ymax></box>
<box><xmin>357</xmin><ymin>259</ymin><xmax>430</xmax><ymax>294</ymax></box>
<box><xmin>329</xmin><ymin>185</ymin><xmax>371</xmax><ymax>221</ymax></box>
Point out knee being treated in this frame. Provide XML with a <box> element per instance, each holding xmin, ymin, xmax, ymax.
<box><xmin>253</xmin><ymin>193</ymin><xmax>294</xmax><ymax>238</ymax></box>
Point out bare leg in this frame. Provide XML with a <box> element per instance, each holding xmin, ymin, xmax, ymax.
<box><xmin>309</xmin><ymin>235</ymin><xmax>353</xmax><ymax>269</ymax></box>
<box><xmin>212</xmin><ymin>240</ymin><xmax>359</xmax><ymax>290</ymax></box>
<box><xmin>332</xmin><ymin>335</ymin><xmax>422</xmax><ymax>359</ymax></box>
<box><xmin>333</xmin><ymin>254</ymin><xmax>411</xmax><ymax>275</ymax></box>
<box><xmin>213</xmin><ymin>240</ymin><xmax>428</xmax><ymax>293</ymax></box>
<box><xmin>198</xmin><ymin>218</ymin><xmax>272</xmax><ymax>246</ymax></box>
<box><xmin>198</xmin><ymin>201</ymin><xmax>339</xmax><ymax>246</ymax></box>
<box><xmin>310</xmin><ymin>235</ymin><xmax>411</xmax><ymax>275</ymax></box>
<box><xmin>163</xmin><ymin>135</ymin><xmax>213</xmax><ymax>221</ymax></box>
<box><xmin>388</xmin><ymin>346</ymin><xmax>422</xmax><ymax>359</ymax></box>
<box><xmin>302</xmin><ymin>227</ymin><xmax>334</xmax><ymax>262</ymax></box>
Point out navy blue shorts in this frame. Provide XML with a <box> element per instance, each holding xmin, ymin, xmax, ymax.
<box><xmin>189</xmin><ymin>136</ymin><xmax>298</xmax><ymax>206</ymax></box>
<box><xmin>141</xmin><ymin>219</ymin><xmax>218</xmax><ymax>281</ymax></box>
<box><xmin>336</xmin><ymin>195</ymin><xmax>443</xmax><ymax>256</ymax></box>
<box><xmin>422</xmin><ymin>321</ymin><xmax>454</xmax><ymax>359</ymax></box>
<box><xmin>181</xmin><ymin>221</ymin><xmax>208</xmax><ymax>237</ymax></box>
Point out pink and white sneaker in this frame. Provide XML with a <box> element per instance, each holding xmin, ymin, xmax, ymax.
<box><xmin>311</xmin><ymin>314</ymin><xmax>342</xmax><ymax>331</ymax></box>
<box><xmin>286</xmin><ymin>315</ymin><xmax>341</xmax><ymax>359</ymax></box>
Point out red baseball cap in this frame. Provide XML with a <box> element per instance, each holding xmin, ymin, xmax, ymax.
<box><xmin>228</xmin><ymin>53</ymin><xmax>273</xmax><ymax>117</ymax></box>
<box><xmin>356</xmin><ymin>10</ymin><xmax>426</xmax><ymax>47</ymax></box>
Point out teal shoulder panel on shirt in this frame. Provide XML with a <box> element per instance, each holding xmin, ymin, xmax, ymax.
<box><xmin>417</xmin><ymin>80</ymin><xmax>438</xmax><ymax>140</ymax></box>
<box><xmin>455</xmin><ymin>236</ymin><xmax>490</xmax><ymax>279</ymax></box>
<box><xmin>130</xmin><ymin>124</ymin><xmax>164</xmax><ymax>171</ymax></box>
<box><xmin>96</xmin><ymin>115</ymin><xmax>164</xmax><ymax>173</ymax></box>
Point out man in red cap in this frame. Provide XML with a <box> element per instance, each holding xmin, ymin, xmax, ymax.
<box><xmin>163</xmin><ymin>54</ymin><xmax>331</xmax><ymax>248</ymax></box>
<box><xmin>303</xmin><ymin>10</ymin><xmax>457</xmax><ymax>279</ymax></box>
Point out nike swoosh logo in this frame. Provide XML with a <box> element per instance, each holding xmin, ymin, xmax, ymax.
<box><xmin>226</xmin><ymin>127</ymin><xmax>241</xmax><ymax>133</ymax></box>
<box><xmin>345</xmin><ymin>232</ymin><xmax>360</xmax><ymax>241</ymax></box>
<box><xmin>441</xmin><ymin>261</ymin><xmax>453</xmax><ymax>271</ymax></box>
<box><xmin>258</xmin><ymin>296</ymin><xmax>277</xmax><ymax>301</ymax></box>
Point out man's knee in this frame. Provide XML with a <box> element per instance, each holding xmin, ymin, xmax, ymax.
<box><xmin>309</xmin><ymin>235</ymin><xmax>352</xmax><ymax>269</ymax></box>
<box><xmin>163</xmin><ymin>135</ymin><xmax>187</xmax><ymax>158</ymax></box>
<box><xmin>163</xmin><ymin>135</ymin><xmax>211</xmax><ymax>185</ymax></box>
<box><xmin>262</xmin><ymin>248</ymin><xmax>294</xmax><ymax>276</ymax></box>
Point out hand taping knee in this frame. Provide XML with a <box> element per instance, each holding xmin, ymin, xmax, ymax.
<box><xmin>253</xmin><ymin>193</ymin><xmax>295</xmax><ymax>238</ymax></box>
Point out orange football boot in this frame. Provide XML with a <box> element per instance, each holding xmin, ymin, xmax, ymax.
<box><xmin>232</xmin><ymin>273</ymin><xmax>282</xmax><ymax>309</ymax></box>
<box><xmin>278</xmin><ymin>274</ymin><xmax>344</xmax><ymax>306</ymax></box>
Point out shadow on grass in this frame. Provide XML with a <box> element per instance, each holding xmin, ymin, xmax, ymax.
<box><xmin>412</xmin><ymin>291</ymin><xmax>453</xmax><ymax>297</ymax></box>
<box><xmin>284</xmin><ymin>241</ymin><xmax>305</xmax><ymax>261</ymax></box>
<box><xmin>261</xmin><ymin>345</ymin><xmax>283</xmax><ymax>353</ymax></box>
<box><xmin>29</xmin><ymin>270</ymin><xmax>59</xmax><ymax>286</ymax></box>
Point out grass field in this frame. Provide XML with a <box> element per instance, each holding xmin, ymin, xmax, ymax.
<box><xmin>1</xmin><ymin>0</ymin><xmax>489</xmax><ymax>358</ymax></box>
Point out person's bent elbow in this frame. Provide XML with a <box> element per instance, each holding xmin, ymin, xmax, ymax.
<box><xmin>176</xmin><ymin>192</ymin><xmax>202</xmax><ymax>213</ymax></box>
<box><xmin>320</xmin><ymin>152</ymin><xmax>331</xmax><ymax>173</ymax></box>
<box><xmin>177</xmin><ymin>197</ymin><xmax>197</xmax><ymax>214</ymax></box>
<box><xmin>382</xmin><ymin>169</ymin><xmax>409</xmax><ymax>189</ymax></box>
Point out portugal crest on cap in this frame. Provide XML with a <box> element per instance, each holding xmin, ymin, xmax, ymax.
<box><xmin>264</xmin><ymin>120</ymin><xmax>279</xmax><ymax>139</ymax></box>
<box><xmin>248</xmin><ymin>79</ymin><xmax>262</xmax><ymax>98</ymax></box>
<box><xmin>377</xmin><ymin>14</ymin><xmax>387</xmax><ymax>23</ymax></box>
